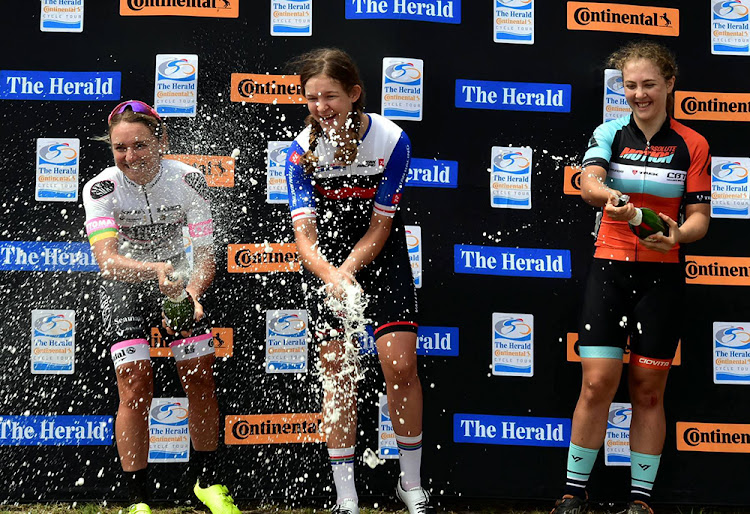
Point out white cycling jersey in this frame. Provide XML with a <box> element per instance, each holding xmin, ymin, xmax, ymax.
<box><xmin>82</xmin><ymin>159</ymin><xmax>214</xmax><ymax>263</ymax></box>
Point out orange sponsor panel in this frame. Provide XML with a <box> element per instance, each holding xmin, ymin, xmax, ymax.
<box><xmin>150</xmin><ymin>327</ymin><xmax>233</xmax><ymax>357</ymax></box>
<box><xmin>120</xmin><ymin>0</ymin><xmax>239</xmax><ymax>18</ymax></box>
<box><xmin>164</xmin><ymin>154</ymin><xmax>235</xmax><ymax>187</ymax></box>
<box><xmin>225</xmin><ymin>413</ymin><xmax>325</xmax><ymax>445</ymax></box>
<box><xmin>227</xmin><ymin>243</ymin><xmax>300</xmax><ymax>273</ymax></box>
<box><xmin>230</xmin><ymin>74</ymin><xmax>305</xmax><ymax>104</ymax></box>
<box><xmin>675</xmin><ymin>91</ymin><xmax>750</xmax><ymax>122</ymax></box>
<box><xmin>685</xmin><ymin>255</ymin><xmax>750</xmax><ymax>286</ymax></box>
<box><xmin>566</xmin><ymin>333</ymin><xmax>681</xmax><ymax>365</ymax></box>
<box><xmin>676</xmin><ymin>422</ymin><xmax>750</xmax><ymax>453</ymax></box>
<box><xmin>567</xmin><ymin>2</ymin><xmax>679</xmax><ymax>36</ymax></box>
<box><xmin>563</xmin><ymin>166</ymin><xmax>582</xmax><ymax>196</ymax></box>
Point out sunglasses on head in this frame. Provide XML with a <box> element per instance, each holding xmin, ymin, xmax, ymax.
<box><xmin>108</xmin><ymin>100</ymin><xmax>162</xmax><ymax>123</ymax></box>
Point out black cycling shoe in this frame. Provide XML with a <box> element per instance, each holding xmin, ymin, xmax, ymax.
<box><xmin>551</xmin><ymin>495</ymin><xmax>589</xmax><ymax>514</ymax></box>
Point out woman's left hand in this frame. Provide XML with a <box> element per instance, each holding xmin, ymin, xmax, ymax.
<box><xmin>638</xmin><ymin>213</ymin><xmax>681</xmax><ymax>253</ymax></box>
<box><xmin>162</xmin><ymin>292</ymin><xmax>204</xmax><ymax>338</ymax></box>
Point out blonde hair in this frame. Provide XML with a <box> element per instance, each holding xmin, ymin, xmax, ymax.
<box><xmin>607</xmin><ymin>40</ymin><xmax>678</xmax><ymax>114</ymax></box>
<box><xmin>291</xmin><ymin>48</ymin><xmax>365</xmax><ymax>174</ymax></box>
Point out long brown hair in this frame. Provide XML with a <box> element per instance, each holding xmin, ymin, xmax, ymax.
<box><xmin>607</xmin><ymin>40</ymin><xmax>678</xmax><ymax>115</ymax></box>
<box><xmin>292</xmin><ymin>48</ymin><xmax>366</xmax><ymax>173</ymax></box>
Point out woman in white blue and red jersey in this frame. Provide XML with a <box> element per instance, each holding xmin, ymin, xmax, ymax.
<box><xmin>552</xmin><ymin>42</ymin><xmax>711</xmax><ymax>514</ymax></box>
<box><xmin>284</xmin><ymin>49</ymin><xmax>433</xmax><ymax>514</ymax></box>
<box><xmin>82</xmin><ymin>101</ymin><xmax>239</xmax><ymax>514</ymax></box>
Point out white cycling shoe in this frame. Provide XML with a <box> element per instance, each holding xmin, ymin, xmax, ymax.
<box><xmin>396</xmin><ymin>478</ymin><xmax>436</xmax><ymax>514</ymax></box>
<box><xmin>331</xmin><ymin>498</ymin><xmax>359</xmax><ymax>514</ymax></box>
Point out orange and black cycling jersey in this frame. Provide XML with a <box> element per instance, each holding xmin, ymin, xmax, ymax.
<box><xmin>582</xmin><ymin>114</ymin><xmax>711</xmax><ymax>263</ymax></box>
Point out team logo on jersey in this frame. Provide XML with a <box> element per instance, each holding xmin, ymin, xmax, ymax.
<box><xmin>89</xmin><ymin>180</ymin><xmax>115</xmax><ymax>200</ymax></box>
<box><xmin>289</xmin><ymin>151</ymin><xmax>301</xmax><ymax>165</ymax></box>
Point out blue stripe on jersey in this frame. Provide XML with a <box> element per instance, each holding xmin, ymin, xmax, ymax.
<box><xmin>285</xmin><ymin>140</ymin><xmax>315</xmax><ymax>213</ymax></box>
<box><xmin>374</xmin><ymin>131</ymin><xmax>411</xmax><ymax>208</ymax></box>
<box><xmin>582</xmin><ymin>115</ymin><xmax>631</xmax><ymax>168</ymax></box>
<box><xmin>608</xmin><ymin>178</ymin><xmax>685</xmax><ymax>199</ymax></box>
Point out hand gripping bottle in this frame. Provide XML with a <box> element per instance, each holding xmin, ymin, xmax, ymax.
<box><xmin>163</xmin><ymin>288</ymin><xmax>195</xmax><ymax>333</ymax></box>
<box><xmin>628</xmin><ymin>207</ymin><xmax>668</xmax><ymax>239</ymax></box>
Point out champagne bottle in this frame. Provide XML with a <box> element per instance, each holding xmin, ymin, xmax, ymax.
<box><xmin>163</xmin><ymin>289</ymin><xmax>194</xmax><ymax>333</ymax></box>
<box><xmin>628</xmin><ymin>207</ymin><xmax>668</xmax><ymax>239</ymax></box>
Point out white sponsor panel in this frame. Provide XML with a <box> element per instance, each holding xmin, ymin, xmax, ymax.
<box><xmin>148</xmin><ymin>398</ymin><xmax>190</xmax><ymax>463</ymax></box>
<box><xmin>267</xmin><ymin>141</ymin><xmax>292</xmax><ymax>204</ymax></box>
<box><xmin>40</xmin><ymin>0</ymin><xmax>84</xmax><ymax>32</ymax></box>
<box><xmin>493</xmin><ymin>0</ymin><xmax>534</xmax><ymax>44</ymax></box>
<box><xmin>36</xmin><ymin>138</ymin><xmax>79</xmax><ymax>202</ymax></box>
<box><xmin>710</xmin><ymin>157</ymin><xmax>750</xmax><ymax>219</ymax></box>
<box><xmin>711</xmin><ymin>0</ymin><xmax>750</xmax><ymax>56</ymax></box>
<box><xmin>154</xmin><ymin>54</ymin><xmax>198</xmax><ymax>117</ymax></box>
<box><xmin>378</xmin><ymin>395</ymin><xmax>398</xmax><ymax>459</ymax></box>
<box><xmin>382</xmin><ymin>58</ymin><xmax>424</xmax><ymax>121</ymax></box>
<box><xmin>490</xmin><ymin>146</ymin><xmax>532</xmax><ymax>209</ymax></box>
<box><xmin>492</xmin><ymin>313</ymin><xmax>533</xmax><ymax>377</ymax></box>
<box><xmin>265</xmin><ymin>310</ymin><xmax>308</xmax><ymax>373</ymax></box>
<box><xmin>713</xmin><ymin>321</ymin><xmax>750</xmax><ymax>384</ymax></box>
<box><xmin>271</xmin><ymin>0</ymin><xmax>313</xmax><ymax>36</ymax></box>
<box><xmin>603</xmin><ymin>69</ymin><xmax>629</xmax><ymax>123</ymax></box>
<box><xmin>605</xmin><ymin>402</ymin><xmax>632</xmax><ymax>466</ymax></box>
<box><xmin>31</xmin><ymin>310</ymin><xmax>75</xmax><ymax>374</ymax></box>
<box><xmin>405</xmin><ymin>225</ymin><xmax>422</xmax><ymax>289</ymax></box>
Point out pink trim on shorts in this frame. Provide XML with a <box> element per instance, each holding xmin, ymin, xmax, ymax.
<box><xmin>111</xmin><ymin>338</ymin><xmax>149</xmax><ymax>352</ymax></box>
<box><xmin>170</xmin><ymin>333</ymin><xmax>213</xmax><ymax>348</ymax></box>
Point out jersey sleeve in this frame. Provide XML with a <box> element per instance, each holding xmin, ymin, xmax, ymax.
<box><xmin>684</xmin><ymin>133</ymin><xmax>711</xmax><ymax>205</ymax></box>
<box><xmin>82</xmin><ymin>178</ymin><xmax>118</xmax><ymax>246</ymax></box>
<box><xmin>285</xmin><ymin>140</ymin><xmax>317</xmax><ymax>222</ymax></box>
<box><xmin>582</xmin><ymin>121</ymin><xmax>619</xmax><ymax>170</ymax></box>
<box><xmin>182</xmin><ymin>171</ymin><xmax>214</xmax><ymax>248</ymax></box>
<box><xmin>373</xmin><ymin>131</ymin><xmax>411</xmax><ymax>218</ymax></box>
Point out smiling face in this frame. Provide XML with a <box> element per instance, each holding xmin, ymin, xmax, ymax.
<box><xmin>110</xmin><ymin>121</ymin><xmax>164</xmax><ymax>184</ymax></box>
<box><xmin>622</xmin><ymin>57</ymin><xmax>675</xmax><ymax>131</ymax></box>
<box><xmin>304</xmin><ymin>74</ymin><xmax>362</xmax><ymax>133</ymax></box>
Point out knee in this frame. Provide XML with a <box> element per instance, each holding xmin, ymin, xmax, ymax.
<box><xmin>117</xmin><ymin>368</ymin><xmax>153</xmax><ymax>411</ymax></box>
<box><xmin>629</xmin><ymin>381</ymin><xmax>664</xmax><ymax>410</ymax></box>
<box><xmin>380</xmin><ymin>354</ymin><xmax>418</xmax><ymax>385</ymax></box>
<box><xmin>579</xmin><ymin>373</ymin><xmax>618</xmax><ymax>405</ymax></box>
<box><xmin>180</xmin><ymin>360</ymin><xmax>216</xmax><ymax>394</ymax></box>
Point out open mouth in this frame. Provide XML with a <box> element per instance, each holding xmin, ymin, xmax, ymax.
<box><xmin>319</xmin><ymin>114</ymin><xmax>337</xmax><ymax>124</ymax></box>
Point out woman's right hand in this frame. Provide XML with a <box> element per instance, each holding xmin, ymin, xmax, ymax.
<box><xmin>603</xmin><ymin>188</ymin><xmax>636</xmax><ymax>222</ymax></box>
<box><xmin>154</xmin><ymin>262</ymin><xmax>183</xmax><ymax>297</ymax></box>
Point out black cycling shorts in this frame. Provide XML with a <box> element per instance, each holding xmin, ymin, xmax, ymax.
<box><xmin>303</xmin><ymin>223</ymin><xmax>419</xmax><ymax>341</ymax></box>
<box><xmin>578</xmin><ymin>258</ymin><xmax>684</xmax><ymax>364</ymax></box>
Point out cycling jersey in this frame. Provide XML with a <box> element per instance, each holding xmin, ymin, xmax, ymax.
<box><xmin>82</xmin><ymin>159</ymin><xmax>214</xmax><ymax>265</ymax></box>
<box><xmin>582</xmin><ymin>114</ymin><xmax>710</xmax><ymax>263</ymax></box>
<box><xmin>285</xmin><ymin>113</ymin><xmax>418</xmax><ymax>338</ymax></box>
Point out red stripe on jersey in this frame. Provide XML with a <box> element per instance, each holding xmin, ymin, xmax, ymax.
<box><xmin>314</xmin><ymin>184</ymin><xmax>377</xmax><ymax>199</ymax></box>
<box><xmin>373</xmin><ymin>321</ymin><xmax>418</xmax><ymax>337</ymax></box>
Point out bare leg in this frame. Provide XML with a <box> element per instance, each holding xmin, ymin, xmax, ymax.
<box><xmin>570</xmin><ymin>358</ymin><xmax>623</xmax><ymax>448</ymax></box>
<box><xmin>320</xmin><ymin>339</ymin><xmax>358</xmax><ymax>448</ymax></box>
<box><xmin>176</xmin><ymin>353</ymin><xmax>219</xmax><ymax>451</ymax></box>
<box><xmin>114</xmin><ymin>360</ymin><xmax>154</xmax><ymax>471</ymax></box>
<box><xmin>376</xmin><ymin>331</ymin><xmax>422</xmax><ymax>437</ymax></box>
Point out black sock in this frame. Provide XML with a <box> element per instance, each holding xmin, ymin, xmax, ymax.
<box><xmin>190</xmin><ymin>450</ymin><xmax>216</xmax><ymax>486</ymax></box>
<box><xmin>124</xmin><ymin>468</ymin><xmax>149</xmax><ymax>503</ymax></box>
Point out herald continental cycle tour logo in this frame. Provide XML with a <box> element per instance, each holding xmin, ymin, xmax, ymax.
<box><xmin>567</xmin><ymin>1</ymin><xmax>679</xmax><ymax>36</ymax></box>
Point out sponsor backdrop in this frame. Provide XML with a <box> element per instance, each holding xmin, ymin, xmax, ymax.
<box><xmin>1</xmin><ymin>0</ymin><xmax>749</xmax><ymax>507</ymax></box>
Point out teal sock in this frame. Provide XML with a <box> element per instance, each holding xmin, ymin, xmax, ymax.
<box><xmin>630</xmin><ymin>451</ymin><xmax>661</xmax><ymax>503</ymax></box>
<box><xmin>563</xmin><ymin>443</ymin><xmax>599</xmax><ymax>498</ymax></box>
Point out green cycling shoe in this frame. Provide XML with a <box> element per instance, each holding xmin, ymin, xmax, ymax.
<box><xmin>127</xmin><ymin>503</ymin><xmax>152</xmax><ymax>514</ymax></box>
<box><xmin>194</xmin><ymin>480</ymin><xmax>241</xmax><ymax>514</ymax></box>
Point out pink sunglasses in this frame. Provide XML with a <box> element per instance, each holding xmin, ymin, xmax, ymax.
<box><xmin>108</xmin><ymin>100</ymin><xmax>162</xmax><ymax>123</ymax></box>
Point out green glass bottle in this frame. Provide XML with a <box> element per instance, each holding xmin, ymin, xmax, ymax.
<box><xmin>163</xmin><ymin>290</ymin><xmax>194</xmax><ymax>333</ymax></box>
<box><xmin>629</xmin><ymin>207</ymin><xmax>668</xmax><ymax>239</ymax></box>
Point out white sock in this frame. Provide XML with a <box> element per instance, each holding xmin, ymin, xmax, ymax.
<box><xmin>395</xmin><ymin>432</ymin><xmax>423</xmax><ymax>490</ymax></box>
<box><xmin>328</xmin><ymin>446</ymin><xmax>357</xmax><ymax>504</ymax></box>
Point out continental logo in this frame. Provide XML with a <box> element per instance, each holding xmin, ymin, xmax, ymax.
<box><xmin>227</xmin><ymin>243</ymin><xmax>300</xmax><ymax>273</ymax></box>
<box><xmin>567</xmin><ymin>2</ymin><xmax>679</xmax><ymax>36</ymax></box>
<box><xmin>164</xmin><ymin>154</ymin><xmax>235</xmax><ymax>187</ymax></box>
<box><xmin>677</xmin><ymin>422</ymin><xmax>750</xmax><ymax>453</ymax></box>
<box><xmin>685</xmin><ymin>255</ymin><xmax>750</xmax><ymax>286</ymax></box>
<box><xmin>150</xmin><ymin>327</ymin><xmax>233</xmax><ymax>357</ymax></box>
<box><xmin>120</xmin><ymin>0</ymin><xmax>238</xmax><ymax>18</ymax></box>
<box><xmin>230</xmin><ymin>74</ymin><xmax>305</xmax><ymax>104</ymax></box>
<box><xmin>566</xmin><ymin>333</ymin><xmax>681</xmax><ymax>365</ymax></box>
<box><xmin>675</xmin><ymin>91</ymin><xmax>750</xmax><ymax>122</ymax></box>
<box><xmin>563</xmin><ymin>166</ymin><xmax>581</xmax><ymax>196</ymax></box>
<box><xmin>225</xmin><ymin>413</ymin><xmax>324</xmax><ymax>445</ymax></box>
